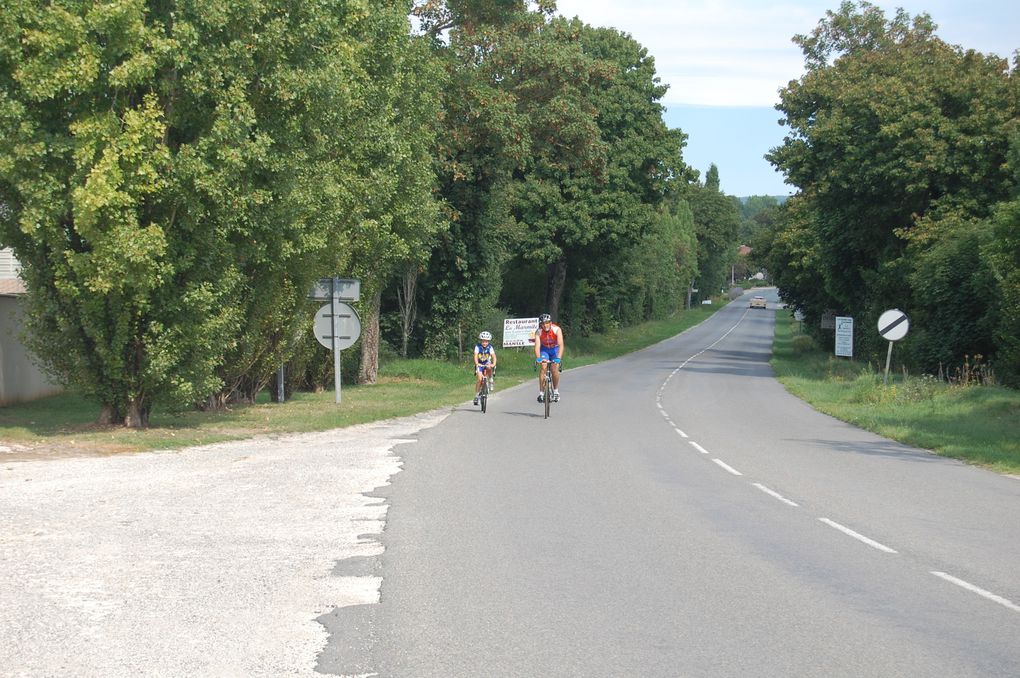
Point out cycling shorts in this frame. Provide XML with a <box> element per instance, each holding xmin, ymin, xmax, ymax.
<box><xmin>476</xmin><ymin>363</ymin><xmax>492</xmax><ymax>373</ymax></box>
<box><xmin>539</xmin><ymin>346</ymin><xmax>560</xmax><ymax>362</ymax></box>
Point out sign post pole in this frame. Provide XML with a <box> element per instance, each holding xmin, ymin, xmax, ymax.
<box><xmin>310</xmin><ymin>277</ymin><xmax>361</xmax><ymax>406</ymax></box>
<box><xmin>877</xmin><ymin>308</ymin><xmax>910</xmax><ymax>386</ymax></box>
<box><xmin>330</xmin><ymin>278</ymin><xmax>342</xmax><ymax>404</ymax></box>
<box><xmin>884</xmin><ymin>340</ymin><xmax>895</xmax><ymax>386</ymax></box>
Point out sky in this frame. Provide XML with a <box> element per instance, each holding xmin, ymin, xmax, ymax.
<box><xmin>554</xmin><ymin>0</ymin><xmax>1020</xmax><ymax>197</ymax></box>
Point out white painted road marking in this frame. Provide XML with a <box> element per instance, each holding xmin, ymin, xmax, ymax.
<box><xmin>752</xmin><ymin>483</ymin><xmax>799</xmax><ymax>507</ymax></box>
<box><xmin>712</xmin><ymin>458</ymin><xmax>743</xmax><ymax>476</ymax></box>
<box><xmin>689</xmin><ymin>441</ymin><xmax>709</xmax><ymax>454</ymax></box>
<box><xmin>819</xmin><ymin>518</ymin><xmax>898</xmax><ymax>553</ymax></box>
<box><xmin>931</xmin><ymin>571</ymin><xmax>1020</xmax><ymax>613</ymax></box>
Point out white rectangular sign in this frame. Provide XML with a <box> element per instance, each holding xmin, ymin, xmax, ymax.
<box><xmin>835</xmin><ymin>316</ymin><xmax>854</xmax><ymax>357</ymax></box>
<box><xmin>309</xmin><ymin>277</ymin><xmax>360</xmax><ymax>301</ymax></box>
<box><xmin>503</xmin><ymin>317</ymin><xmax>539</xmax><ymax>348</ymax></box>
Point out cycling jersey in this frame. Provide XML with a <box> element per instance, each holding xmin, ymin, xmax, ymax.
<box><xmin>475</xmin><ymin>343</ymin><xmax>494</xmax><ymax>363</ymax></box>
<box><xmin>538</xmin><ymin>323</ymin><xmax>561</xmax><ymax>348</ymax></box>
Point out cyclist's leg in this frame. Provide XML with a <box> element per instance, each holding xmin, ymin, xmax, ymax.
<box><xmin>537</xmin><ymin>348</ymin><xmax>548</xmax><ymax>393</ymax></box>
<box><xmin>549</xmin><ymin>347</ymin><xmax>561</xmax><ymax>389</ymax></box>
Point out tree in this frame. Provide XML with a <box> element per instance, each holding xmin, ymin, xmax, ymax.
<box><xmin>738</xmin><ymin>195</ymin><xmax>780</xmax><ymax>244</ymax></box>
<box><xmin>767</xmin><ymin>0</ymin><xmax>1015</xmax><ymax>365</ymax></box>
<box><xmin>750</xmin><ymin>197</ymin><xmax>827</xmax><ymax>323</ymax></box>
<box><xmin>984</xmin><ymin>123</ymin><xmax>1020</xmax><ymax>386</ymax></box>
<box><xmin>0</xmin><ymin>0</ymin><xmax>429</xmax><ymax>424</ymax></box>
<box><xmin>413</xmin><ymin>2</ymin><xmax>602</xmax><ymax>355</ymax></box>
<box><xmin>549</xmin><ymin>23</ymin><xmax>690</xmax><ymax>328</ymax></box>
<box><xmin>684</xmin><ymin>165</ymin><xmax>741</xmax><ymax>299</ymax></box>
<box><xmin>346</xmin><ymin>15</ymin><xmax>445</xmax><ymax>385</ymax></box>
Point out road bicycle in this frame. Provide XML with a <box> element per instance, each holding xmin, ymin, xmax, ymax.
<box><xmin>478</xmin><ymin>367</ymin><xmax>494</xmax><ymax>414</ymax></box>
<box><xmin>537</xmin><ymin>359</ymin><xmax>559</xmax><ymax>419</ymax></box>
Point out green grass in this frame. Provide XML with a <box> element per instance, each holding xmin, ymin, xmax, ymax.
<box><xmin>0</xmin><ymin>303</ymin><xmax>723</xmax><ymax>456</ymax></box>
<box><xmin>771</xmin><ymin>310</ymin><xmax>1020</xmax><ymax>475</ymax></box>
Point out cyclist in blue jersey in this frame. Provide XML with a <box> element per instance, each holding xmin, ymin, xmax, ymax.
<box><xmin>534</xmin><ymin>313</ymin><xmax>564</xmax><ymax>402</ymax></box>
<box><xmin>473</xmin><ymin>331</ymin><xmax>497</xmax><ymax>406</ymax></box>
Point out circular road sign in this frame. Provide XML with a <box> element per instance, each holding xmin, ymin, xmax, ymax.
<box><xmin>313</xmin><ymin>302</ymin><xmax>361</xmax><ymax>350</ymax></box>
<box><xmin>877</xmin><ymin>309</ymin><xmax>909</xmax><ymax>341</ymax></box>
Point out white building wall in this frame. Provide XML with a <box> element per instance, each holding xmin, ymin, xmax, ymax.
<box><xmin>0</xmin><ymin>248</ymin><xmax>21</xmax><ymax>277</ymax></box>
<box><xmin>0</xmin><ymin>249</ymin><xmax>62</xmax><ymax>405</ymax></box>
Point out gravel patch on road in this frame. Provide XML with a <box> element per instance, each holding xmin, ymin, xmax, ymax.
<box><xmin>0</xmin><ymin>411</ymin><xmax>447</xmax><ymax>677</ymax></box>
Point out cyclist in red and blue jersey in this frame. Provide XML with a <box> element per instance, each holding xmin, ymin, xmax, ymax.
<box><xmin>473</xmin><ymin>331</ymin><xmax>497</xmax><ymax>406</ymax></box>
<box><xmin>534</xmin><ymin>313</ymin><xmax>564</xmax><ymax>402</ymax></box>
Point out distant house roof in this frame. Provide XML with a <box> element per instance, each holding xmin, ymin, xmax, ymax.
<box><xmin>738</xmin><ymin>245</ymin><xmax>752</xmax><ymax>257</ymax></box>
<box><xmin>0</xmin><ymin>248</ymin><xmax>25</xmax><ymax>295</ymax></box>
<box><xmin>0</xmin><ymin>278</ymin><xmax>27</xmax><ymax>296</ymax></box>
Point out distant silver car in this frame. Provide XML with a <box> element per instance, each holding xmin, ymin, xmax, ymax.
<box><xmin>749</xmin><ymin>295</ymin><xmax>767</xmax><ymax>309</ymax></box>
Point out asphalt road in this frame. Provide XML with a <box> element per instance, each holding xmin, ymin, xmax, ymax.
<box><xmin>319</xmin><ymin>290</ymin><xmax>1020</xmax><ymax>678</ymax></box>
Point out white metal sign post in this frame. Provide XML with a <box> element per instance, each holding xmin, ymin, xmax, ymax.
<box><xmin>311</xmin><ymin>278</ymin><xmax>362</xmax><ymax>404</ymax></box>
<box><xmin>878</xmin><ymin>308</ymin><xmax>910</xmax><ymax>385</ymax></box>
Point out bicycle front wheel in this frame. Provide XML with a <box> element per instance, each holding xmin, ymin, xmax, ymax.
<box><xmin>544</xmin><ymin>372</ymin><xmax>552</xmax><ymax>419</ymax></box>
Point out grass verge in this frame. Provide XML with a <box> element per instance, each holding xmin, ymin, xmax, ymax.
<box><xmin>1</xmin><ymin>303</ymin><xmax>722</xmax><ymax>457</ymax></box>
<box><xmin>771</xmin><ymin>310</ymin><xmax>1020</xmax><ymax>475</ymax></box>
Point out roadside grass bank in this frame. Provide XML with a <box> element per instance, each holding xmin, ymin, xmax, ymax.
<box><xmin>771</xmin><ymin>310</ymin><xmax>1020</xmax><ymax>475</ymax></box>
<box><xmin>1</xmin><ymin>303</ymin><xmax>722</xmax><ymax>457</ymax></box>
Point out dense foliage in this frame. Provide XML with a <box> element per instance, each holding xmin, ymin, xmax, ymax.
<box><xmin>760</xmin><ymin>1</ymin><xmax>1018</xmax><ymax>383</ymax></box>
<box><xmin>0</xmin><ymin>0</ymin><xmax>442</xmax><ymax>423</ymax></box>
<box><xmin>0</xmin><ymin>0</ymin><xmax>772</xmax><ymax>425</ymax></box>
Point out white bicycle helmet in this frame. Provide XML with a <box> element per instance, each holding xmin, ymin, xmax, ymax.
<box><xmin>479</xmin><ymin>331</ymin><xmax>492</xmax><ymax>341</ymax></box>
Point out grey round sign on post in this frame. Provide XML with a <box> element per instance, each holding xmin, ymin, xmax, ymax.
<box><xmin>878</xmin><ymin>309</ymin><xmax>909</xmax><ymax>341</ymax></box>
<box><xmin>313</xmin><ymin>302</ymin><xmax>361</xmax><ymax>350</ymax></box>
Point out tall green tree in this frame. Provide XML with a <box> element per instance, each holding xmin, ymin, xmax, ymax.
<box><xmin>767</xmin><ymin>0</ymin><xmax>1015</xmax><ymax>366</ymax></box>
<box><xmin>684</xmin><ymin>164</ymin><xmax>741</xmax><ymax>298</ymax></box>
<box><xmin>414</xmin><ymin>1</ymin><xmax>607</xmax><ymax>354</ymax></box>
<box><xmin>737</xmin><ymin>195</ymin><xmax>781</xmax><ymax>244</ymax></box>
<box><xmin>984</xmin><ymin>123</ymin><xmax>1020</xmax><ymax>386</ymax></box>
<box><xmin>0</xmin><ymin>0</ymin><xmax>426</xmax><ymax>424</ymax></box>
<box><xmin>750</xmin><ymin>196</ymin><xmax>828</xmax><ymax>321</ymax></box>
<box><xmin>546</xmin><ymin>23</ymin><xmax>690</xmax><ymax>327</ymax></box>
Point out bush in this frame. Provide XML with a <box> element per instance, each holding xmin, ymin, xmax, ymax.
<box><xmin>791</xmin><ymin>334</ymin><xmax>816</xmax><ymax>354</ymax></box>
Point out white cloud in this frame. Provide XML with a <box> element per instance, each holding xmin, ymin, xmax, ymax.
<box><xmin>555</xmin><ymin>0</ymin><xmax>1019</xmax><ymax>107</ymax></box>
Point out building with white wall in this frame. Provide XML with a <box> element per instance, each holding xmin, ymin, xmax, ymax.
<box><xmin>0</xmin><ymin>248</ymin><xmax>62</xmax><ymax>404</ymax></box>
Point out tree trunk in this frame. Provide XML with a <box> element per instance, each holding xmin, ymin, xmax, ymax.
<box><xmin>546</xmin><ymin>257</ymin><xmax>568</xmax><ymax>319</ymax></box>
<box><xmin>97</xmin><ymin>404</ymin><xmax>123</xmax><ymax>425</ymax></box>
<box><xmin>358</xmin><ymin>288</ymin><xmax>382</xmax><ymax>385</ymax></box>
<box><xmin>397</xmin><ymin>265</ymin><xmax>418</xmax><ymax>359</ymax></box>
<box><xmin>124</xmin><ymin>397</ymin><xmax>149</xmax><ymax>428</ymax></box>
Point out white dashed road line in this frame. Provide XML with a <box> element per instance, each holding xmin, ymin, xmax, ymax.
<box><xmin>752</xmin><ymin>483</ymin><xmax>800</xmax><ymax>507</ymax></box>
<box><xmin>656</xmin><ymin>304</ymin><xmax>1020</xmax><ymax>620</ymax></box>
<box><xmin>931</xmin><ymin>572</ymin><xmax>1020</xmax><ymax>613</ymax></box>
<box><xmin>819</xmin><ymin>518</ymin><xmax>898</xmax><ymax>554</ymax></box>
<box><xmin>712</xmin><ymin>458</ymin><xmax>743</xmax><ymax>476</ymax></box>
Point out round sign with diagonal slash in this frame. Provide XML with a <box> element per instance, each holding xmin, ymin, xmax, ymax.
<box><xmin>878</xmin><ymin>309</ymin><xmax>909</xmax><ymax>341</ymax></box>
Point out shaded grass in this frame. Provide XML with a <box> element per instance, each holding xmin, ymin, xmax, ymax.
<box><xmin>0</xmin><ymin>303</ymin><xmax>723</xmax><ymax>456</ymax></box>
<box><xmin>771</xmin><ymin>311</ymin><xmax>1020</xmax><ymax>475</ymax></box>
